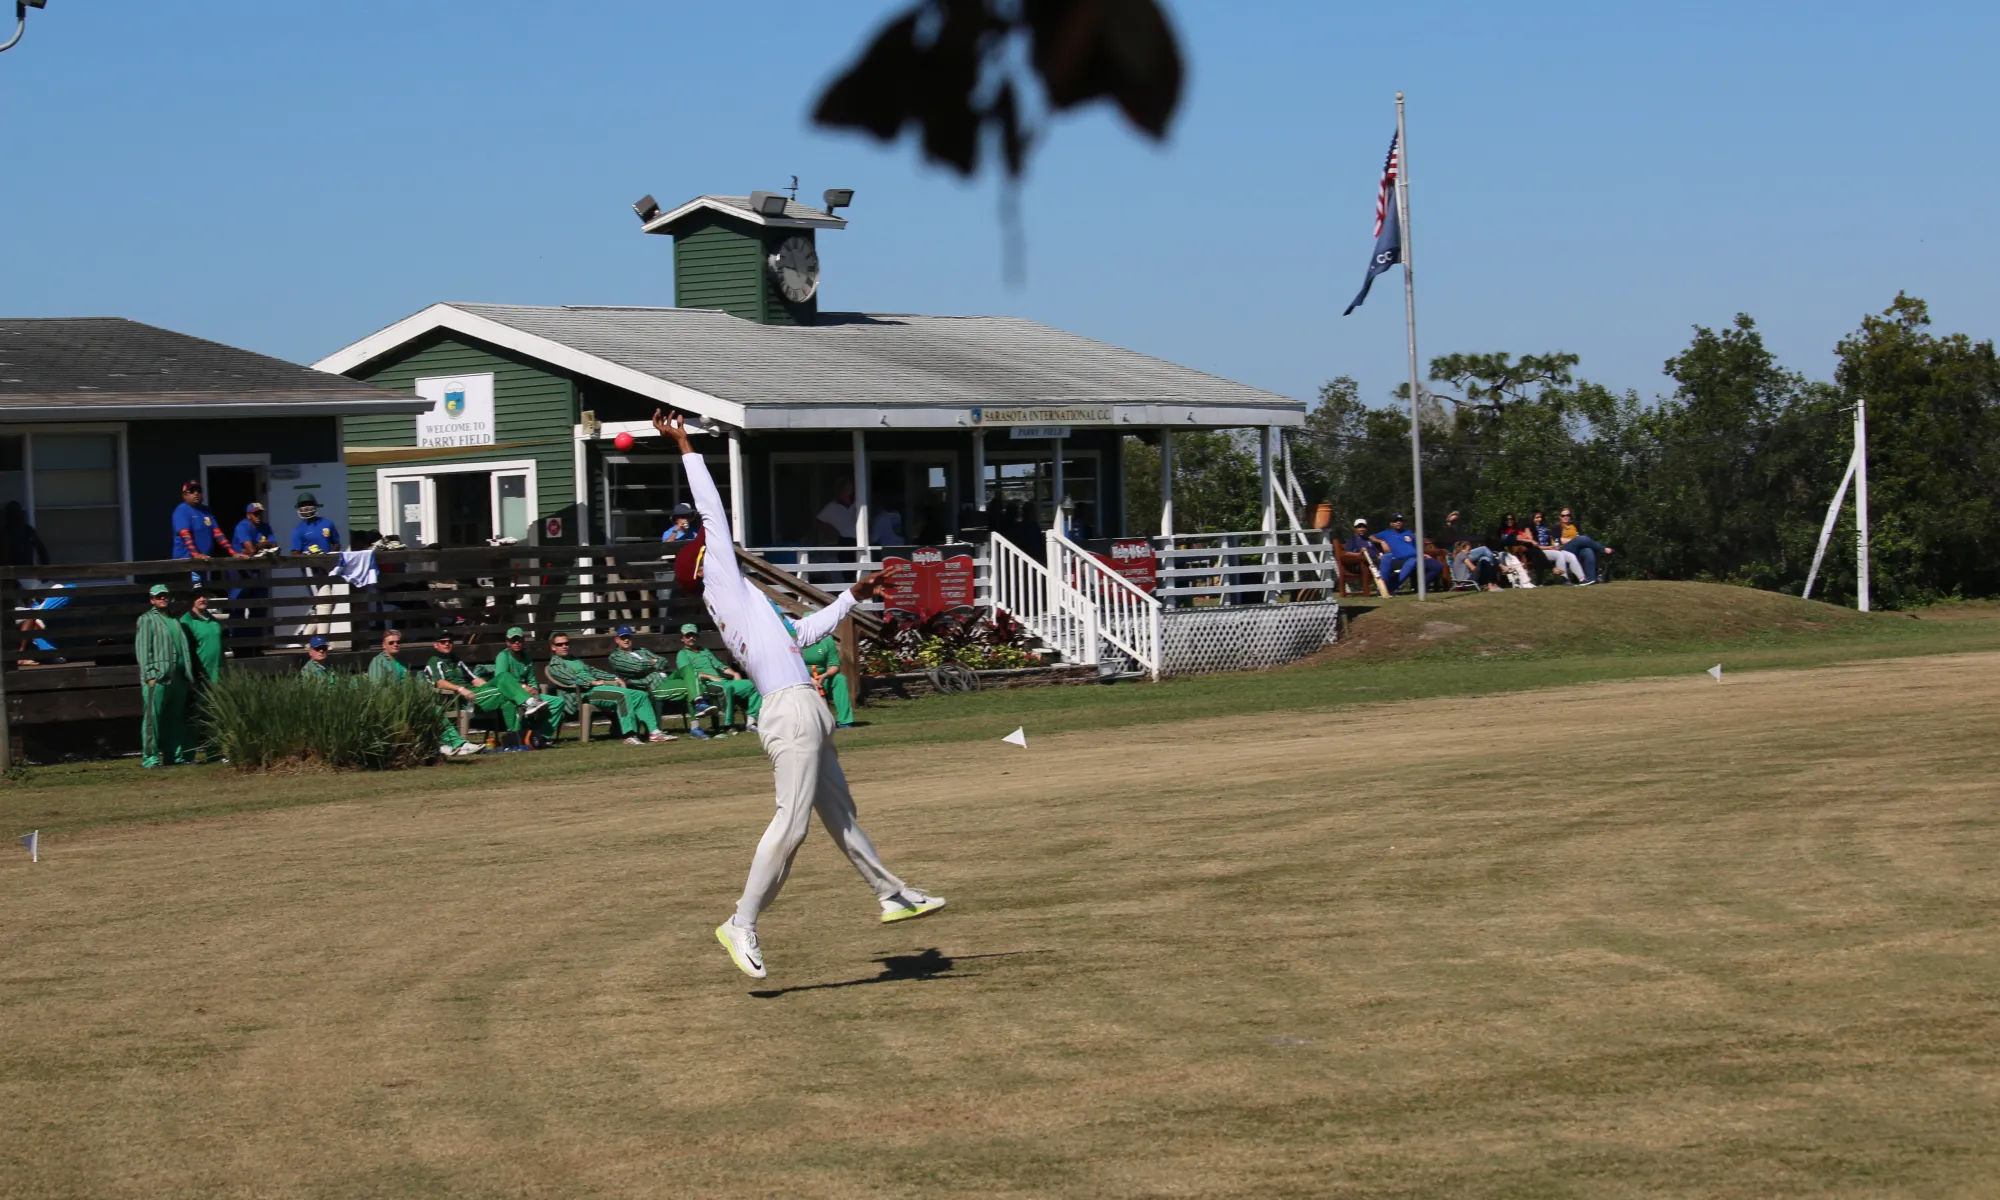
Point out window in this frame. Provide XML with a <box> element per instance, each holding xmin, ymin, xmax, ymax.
<box><xmin>8</xmin><ymin>431</ymin><xmax>127</xmax><ymax>565</ymax></box>
<box><xmin>496</xmin><ymin>473</ymin><xmax>529</xmax><ymax>542</ymax></box>
<box><xmin>766</xmin><ymin>454</ymin><xmax>956</xmax><ymax>547</ymax></box>
<box><xmin>601</xmin><ymin>455</ymin><xmax>729</xmax><ymax>545</ymax></box>
<box><xmin>984</xmin><ymin>452</ymin><xmax>1101</xmax><ymax>539</ymax></box>
<box><xmin>376</xmin><ymin>461</ymin><xmax>539</xmax><ymax>548</ymax></box>
<box><xmin>390</xmin><ymin>479</ymin><xmax>423</xmax><ymax>547</ymax></box>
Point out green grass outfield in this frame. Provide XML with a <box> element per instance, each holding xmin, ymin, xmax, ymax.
<box><xmin>7</xmin><ymin>582</ymin><xmax>1997</xmax><ymax>836</ymax></box>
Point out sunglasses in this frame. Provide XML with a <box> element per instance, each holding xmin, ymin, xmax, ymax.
<box><xmin>551</xmin><ymin>641</ymin><xmax>570</xmax><ymax>648</ymax></box>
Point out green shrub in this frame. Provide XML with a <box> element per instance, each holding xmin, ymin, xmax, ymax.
<box><xmin>199</xmin><ymin>671</ymin><xmax>445</xmax><ymax>771</ymax></box>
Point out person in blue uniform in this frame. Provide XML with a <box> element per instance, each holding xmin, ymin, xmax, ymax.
<box><xmin>228</xmin><ymin>501</ymin><xmax>277</xmax><ymax>636</ymax></box>
<box><xmin>287</xmin><ymin>494</ymin><xmax>340</xmax><ymax>555</ymax></box>
<box><xmin>287</xmin><ymin>494</ymin><xmax>341</xmax><ymax>639</ymax></box>
<box><xmin>1375</xmin><ymin>513</ymin><xmax>1443</xmax><ymax>595</ymax></box>
<box><xmin>233</xmin><ymin>501</ymin><xmax>275</xmax><ymax>556</ymax></box>
<box><xmin>170</xmin><ymin>480</ymin><xmax>236</xmax><ymax>561</ymax></box>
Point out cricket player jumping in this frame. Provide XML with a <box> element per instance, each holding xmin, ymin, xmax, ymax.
<box><xmin>652</xmin><ymin>411</ymin><xmax>946</xmax><ymax>979</ymax></box>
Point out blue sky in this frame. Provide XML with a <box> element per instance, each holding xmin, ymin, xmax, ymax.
<box><xmin>0</xmin><ymin>1</ymin><xmax>1992</xmax><ymax>408</ymax></box>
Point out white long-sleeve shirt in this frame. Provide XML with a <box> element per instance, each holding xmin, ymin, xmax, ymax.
<box><xmin>682</xmin><ymin>452</ymin><xmax>856</xmax><ymax>695</ymax></box>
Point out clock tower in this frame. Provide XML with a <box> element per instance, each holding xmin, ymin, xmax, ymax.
<box><xmin>632</xmin><ymin>190</ymin><xmax>850</xmax><ymax>326</ymax></box>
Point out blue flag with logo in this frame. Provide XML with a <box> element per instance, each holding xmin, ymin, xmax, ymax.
<box><xmin>1342</xmin><ymin>192</ymin><xmax>1402</xmax><ymax>316</ymax></box>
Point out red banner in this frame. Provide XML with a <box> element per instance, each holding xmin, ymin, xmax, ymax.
<box><xmin>1091</xmin><ymin>538</ymin><xmax>1158</xmax><ymax>593</ymax></box>
<box><xmin>883</xmin><ymin>547</ymin><xmax>979</xmax><ymax>620</ymax></box>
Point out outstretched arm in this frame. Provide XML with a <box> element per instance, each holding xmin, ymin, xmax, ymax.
<box><xmin>654</xmin><ymin>410</ymin><xmax>745</xmax><ymax>595</ymax></box>
<box><xmin>790</xmin><ymin>560</ymin><xmax>908</xmax><ymax>647</ymax></box>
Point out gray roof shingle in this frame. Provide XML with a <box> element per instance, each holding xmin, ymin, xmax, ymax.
<box><xmin>700</xmin><ymin>195</ymin><xmax>843</xmax><ymax>224</ymax></box>
<box><xmin>447</xmin><ymin>304</ymin><xmax>1302</xmax><ymax>415</ymax></box>
<box><xmin>0</xmin><ymin>318</ymin><xmax>427</xmax><ymax>417</ymax></box>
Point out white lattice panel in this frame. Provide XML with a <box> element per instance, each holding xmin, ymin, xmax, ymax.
<box><xmin>1159</xmin><ymin>601</ymin><xmax>1341</xmax><ymax>676</ymax></box>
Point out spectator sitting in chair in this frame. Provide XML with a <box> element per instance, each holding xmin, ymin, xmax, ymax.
<box><xmin>1343</xmin><ymin>518</ymin><xmax>1384</xmax><ymax>582</ymax></box>
<box><xmin>1555</xmin><ymin>507</ymin><xmax>1613</xmax><ymax>584</ymax></box>
<box><xmin>1528</xmin><ymin>511</ymin><xmax>1592</xmax><ymax>585</ymax></box>
<box><xmin>425</xmin><ymin>629</ymin><xmax>548</xmax><ymax>750</ymax></box>
<box><xmin>1454</xmin><ymin>539</ymin><xmax>1504</xmax><ymax>591</ymax></box>
<box><xmin>1376</xmin><ymin>514</ymin><xmax>1443</xmax><ymax>595</ymax></box>
<box><xmin>675</xmin><ymin>622</ymin><xmax>759</xmax><ymax>733</ymax></box>
<box><xmin>488</xmin><ymin>626</ymin><xmax>559</xmax><ymax>742</ymax></box>
<box><xmin>547</xmin><ymin>633</ymin><xmax>676</xmax><ymax>745</ymax></box>
<box><xmin>300</xmin><ymin>635</ymin><xmax>335</xmax><ymax>680</ymax></box>
<box><xmin>368</xmin><ymin>630</ymin><xmax>479</xmax><ymax>758</ymax></box>
<box><xmin>606</xmin><ymin>624</ymin><xmax>716</xmax><ymax>739</ymax></box>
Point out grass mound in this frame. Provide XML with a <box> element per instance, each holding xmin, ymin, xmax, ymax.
<box><xmin>1324</xmin><ymin>580</ymin><xmax>1886</xmax><ymax>662</ymax></box>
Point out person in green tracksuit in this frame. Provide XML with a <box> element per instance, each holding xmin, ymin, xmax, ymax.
<box><xmin>606</xmin><ymin>623</ymin><xmax>713</xmax><ymax>737</ymax></box>
<box><xmin>801</xmin><ymin>632</ymin><xmax>856</xmax><ymax>727</ymax></box>
<box><xmin>423</xmin><ymin>628</ymin><xmax>556</xmax><ymax>748</ymax></box>
<box><xmin>178</xmin><ymin>587</ymin><xmax>226</xmax><ymax>760</ymax></box>
<box><xmin>546</xmin><ymin>633</ymin><xmax>673</xmax><ymax>744</ymax></box>
<box><xmin>300</xmin><ymin>635</ymin><xmax>335</xmax><ymax>680</ymax></box>
<box><xmin>423</xmin><ymin>629</ymin><xmax>523</xmax><ymax>744</ymax></box>
<box><xmin>673</xmin><ymin>622</ymin><xmax>759</xmax><ymax>730</ymax></box>
<box><xmin>488</xmin><ymin>626</ymin><xmax>562</xmax><ymax>741</ymax></box>
<box><xmin>136</xmin><ymin>583</ymin><xmax>193</xmax><ymax>767</ymax></box>
<box><xmin>369</xmin><ymin>630</ymin><xmax>474</xmax><ymax>756</ymax></box>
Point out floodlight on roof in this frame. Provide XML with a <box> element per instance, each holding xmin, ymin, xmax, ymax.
<box><xmin>2</xmin><ymin>0</ymin><xmax>50</xmax><ymax>55</ymax></box>
<box><xmin>822</xmin><ymin>188</ymin><xmax>855</xmax><ymax>213</ymax></box>
<box><xmin>632</xmin><ymin>194</ymin><xmax>660</xmax><ymax>223</ymax></box>
<box><xmin>749</xmin><ymin>191</ymin><xmax>788</xmax><ymax>217</ymax></box>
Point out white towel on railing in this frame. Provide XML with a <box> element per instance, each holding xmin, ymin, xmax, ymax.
<box><xmin>335</xmin><ymin>550</ymin><xmax>378</xmax><ymax>589</ymax></box>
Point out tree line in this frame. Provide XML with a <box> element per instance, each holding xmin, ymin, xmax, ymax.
<box><xmin>1123</xmin><ymin>294</ymin><xmax>2000</xmax><ymax>608</ymax></box>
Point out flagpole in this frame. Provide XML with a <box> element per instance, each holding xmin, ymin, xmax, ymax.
<box><xmin>1394</xmin><ymin>92</ymin><xmax>1426</xmax><ymax>600</ymax></box>
<box><xmin>1854</xmin><ymin>390</ymin><xmax>1871</xmax><ymax>612</ymax></box>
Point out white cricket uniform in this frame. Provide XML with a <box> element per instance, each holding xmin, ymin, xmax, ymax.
<box><xmin>682</xmin><ymin>453</ymin><xmax>907</xmax><ymax>927</ymax></box>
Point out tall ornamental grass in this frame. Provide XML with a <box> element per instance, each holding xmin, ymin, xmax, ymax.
<box><xmin>199</xmin><ymin>671</ymin><xmax>445</xmax><ymax>771</ymax></box>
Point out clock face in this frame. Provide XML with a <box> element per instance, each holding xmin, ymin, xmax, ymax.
<box><xmin>766</xmin><ymin>234</ymin><xmax>820</xmax><ymax>304</ymax></box>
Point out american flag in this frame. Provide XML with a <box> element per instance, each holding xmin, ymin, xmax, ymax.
<box><xmin>1371</xmin><ymin>132</ymin><xmax>1401</xmax><ymax>237</ymax></box>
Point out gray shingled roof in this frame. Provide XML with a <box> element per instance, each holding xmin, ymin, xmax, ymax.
<box><xmin>700</xmin><ymin>195</ymin><xmax>842</xmax><ymax>224</ymax></box>
<box><xmin>0</xmin><ymin>317</ymin><xmax>429</xmax><ymax>419</ymax></box>
<box><xmin>447</xmin><ymin>304</ymin><xmax>1302</xmax><ymax>415</ymax></box>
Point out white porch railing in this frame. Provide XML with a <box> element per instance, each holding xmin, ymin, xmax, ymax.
<box><xmin>1048</xmin><ymin>531</ymin><xmax>1162</xmax><ymax>678</ymax></box>
<box><xmin>1153</xmin><ymin>530</ymin><xmax>1339</xmax><ymax>606</ymax></box>
<box><xmin>989</xmin><ymin>532</ymin><xmax>1096</xmax><ymax>666</ymax></box>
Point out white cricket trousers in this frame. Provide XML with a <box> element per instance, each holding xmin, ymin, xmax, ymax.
<box><xmin>733</xmin><ymin>684</ymin><xmax>906</xmax><ymax>928</ymax></box>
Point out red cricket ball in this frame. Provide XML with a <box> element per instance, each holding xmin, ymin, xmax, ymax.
<box><xmin>613</xmin><ymin>431</ymin><xmax>635</xmax><ymax>450</ymax></box>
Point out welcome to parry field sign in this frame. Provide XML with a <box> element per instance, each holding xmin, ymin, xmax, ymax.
<box><xmin>415</xmin><ymin>373</ymin><xmax>496</xmax><ymax>448</ymax></box>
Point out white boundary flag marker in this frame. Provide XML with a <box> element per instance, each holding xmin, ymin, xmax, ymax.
<box><xmin>1707</xmin><ymin>664</ymin><xmax>1723</xmax><ymax>682</ymax></box>
<box><xmin>20</xmin><ymin>830</ymin><xmax>38</xmax><ymax>863</ymax></box>
<box><xmin>1002</xmin><ymin>727</ymin><xmax>1027</xmax><ymax>749</ymax></box>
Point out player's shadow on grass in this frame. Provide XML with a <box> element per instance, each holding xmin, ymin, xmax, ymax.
<box><xmin>749</xmin><ymin>949</ymin><xmax>1036</xmax><ymax>999</ymax></box>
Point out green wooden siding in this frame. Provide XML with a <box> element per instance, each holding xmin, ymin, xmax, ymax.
<box><xmin>341</xmin><ymin>335</ymin><xmax>577</xmax><ymax>537</ymax></box>
<box><xmin>673</xmin><ymin>216</ymin><xmax>763</xmax><ymax>319</ymax></box>
<box><xmin>672</xmin><ymin>214</ymin><xmax>816</xmax><ymax>325</ymax></box>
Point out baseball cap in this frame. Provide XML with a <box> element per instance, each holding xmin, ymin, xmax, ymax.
<box><xmin>246</xmin><ymin>501</ymin><xmax>265</xmax><ymax>513</ymax></box>
<box><xmin>306</xmin><ymin>635</ymin><xmax>328</xmax><ymax>650</ymax></box>
<box><xmin>679</xmin><ymin>623</ymin><xmax>699</xmax><ymax>634</ymax></box>
<box><xmin>671</xmin><ymin>502</ymin><xmax>695</xmax><ymax>518</ymax></box>
<box><xmin>147</xmin><ymin>583</ymin><xmax>171</xmax><ymax>596</ymax></box>
<box><xmin>296</xmin><ymin>493</ymin><xmax>318</xmax><ymax>507</ymax></box>
<box><xmin>1352</xmin><ymin>518</ymin><xmax>1368</xmax><ymax>527</ymax></box>
<box><xmin>673</xmin><ymin>531</ymin><xmax>707</xmax><ymax>593</ymax></box>
<box><xmin>614</xmin><ymin>625</ymin><xmax>634</xmax><ymax>637</ymax></box>
<box><xmin>181</xmin><ymin>479</ymin><xmax>202</xmax><ymax>492</ymax></box>
<box><xmin>504</xmin><ymin>626</ymin><xmax>526</xmax><ymax>639</ymax></box>
<box><xmin>433</xmin><ymin>629</ymin><xmax>455</xmax><ymax>642</ymax></box>
<box><xmin>1391</xmin><ymin>513</ymin><xmax>1406</xmax><ymax>522</ymax></box>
